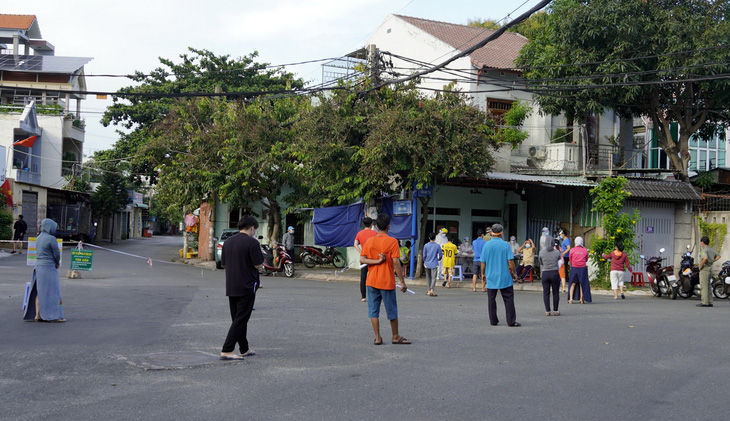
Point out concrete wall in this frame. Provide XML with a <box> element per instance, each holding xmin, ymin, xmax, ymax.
<box><xmin>697</xmin><ymin>211</ymin><xmax>730</xmax><ymax>272</ymax></box>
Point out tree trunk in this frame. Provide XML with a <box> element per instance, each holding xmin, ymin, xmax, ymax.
<box><xmin>267</xmin><ymin>200</ymin><xmax>282</xmax><ymax>243</ymax></box>
<box><xmin>207</xmin><ymin>193</ymin><xmax>216</xmax><ymax>261</ymax></box>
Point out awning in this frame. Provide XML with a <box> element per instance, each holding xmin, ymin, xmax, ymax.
<box><xmin>624</xmin><ymin>179</ymin><xmax>701</xmax><ymax>201</ymax></box>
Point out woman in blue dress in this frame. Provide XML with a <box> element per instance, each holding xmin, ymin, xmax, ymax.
<box><xmin>23</xmin><ymin>219</ymin><xmax>65</xmax><ymax>322</ymax></box>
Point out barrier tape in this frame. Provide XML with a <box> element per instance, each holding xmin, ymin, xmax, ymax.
<box><xmin>1</xmin><ymin>239</ymin><xmax>178</xmax><ymax>267</ymax></box>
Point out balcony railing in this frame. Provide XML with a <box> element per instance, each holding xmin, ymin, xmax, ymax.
<box><xmin>11</xmin><ymin>168</ymin><xmax>41</xmax><ymax>185</ymax></box>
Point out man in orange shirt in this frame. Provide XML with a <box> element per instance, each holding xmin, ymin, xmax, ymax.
<box><xmin>360</xmin><ymin>213</ymin><xmax>411</xmax><ymax>345</ymax></box>
<box><xmin>354</xmin><ymin>216</ymin><xmax>377</xmax><ymax>302</ymax></box>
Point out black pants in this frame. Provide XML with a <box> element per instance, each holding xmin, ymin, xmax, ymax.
<box><xmin>360</xmin><ymin>266</ymin><xmax>369</xmax><ymax>299</ymax></box>
<box><xmin>542</xmin><ymin>270</ymin><xmax>560</xmax><ymax>312</ymax></box>
<box><xmin>563</xmin><ymin>256</ymin><xmax>570</xmax><ymax>280</ymax></box>
<box><xmin>222</xmin><ymin>293</ymin><xmax>256</xmax><ymax>353</ymax></box>
<box><xmin>487</xmin><ymin>286</ymin><xmax>516</xmax><ymax>326</ymax></box>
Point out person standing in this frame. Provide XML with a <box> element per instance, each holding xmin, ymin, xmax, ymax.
<box><xmin>282</xmin><ymin>226</ymin><xmax>295</xmax><ymax>263</ymax></box>
<box><xmin>481</xmin><ymin>224</ymin><xmax>520</xmax><ymax>327</ymax></box>
<box><xmin>360</xmin><ymin>213</ymin><xmax>410</xmax><ymax>345</ymax></box>
<box><xmin>399</xmin><ymin>240</ymin><xmax>411</xmax><ymax>278</ymax></box>
<box><xmin>509</xmin><ymin>236</ymin><xmax>521</xmax><ymax>269</ymax></box>
<box><xmin>435</xmin><ymin>228</ymin><xmax>448</xmax><ymax>279</ymax></box>
<box><xmin>12</xmin><ymin>214</ymin><xmax>27</xmax><ymax>255</ymax></box>
<box><xmin>539</xmin><ymin>227</ymin><xmax>552</xmax><ymax>257</ymax></box>
<box><xmin>422</xmin><ymin>232</ymin><xmax>442</xmax><ymax>296</ymax></box>
<box><xmin>602</xmin><ymin>242</ymin><xmax>633</xmax><ymax>300</ymax></box>
<box><xmin>568</xmin><ymin>236</ymin><xmax>591</xmax><ymax>304</ymax></box>
<box><xmin>471</xmin><ymin>229</ymin><xmax>486</xmax><ymax>292</ymax></box>
<box><xmin>354</xmin><ymin>217</ymin><xmax>377</xmax><ymax>302</ymax></box>
<box><xmin>442</xmin><ymin>236</ymin><xmax>458</xmax><ymax>288</ymax></box>
<box><xmin>540</xmin><ymin>239</ymin><xmax>563</xmax><ymax>316</ymax></box>
<box><xmin>560</xmin><ymin>230</ymin><xmax>571</xmax><ymax>293</ymax></box>
<box><xmin>459</xmin><ymin>237</ymin><xmax>474</xmax><ymax>277</ymax></box>
<box><xmin>220</xmin><ymin>215</ymin><xmax>264</xmax><ymax>360</ymax></box>
<box><xmin>23</xmin><ymin>219</ymin><xmax>64</xmax><ymax>322</ymax></box>
<box><xmin>697</xmin><ymin>236</ymin><xmax>720</xmax><ymax>308</ymax></box>
<box><xmin>516</xmin><ymin>238</ymin><xmax>536</xmax><ymax>282</ymax></box>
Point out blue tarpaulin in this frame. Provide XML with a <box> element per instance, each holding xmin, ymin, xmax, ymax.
<box><xmin>382</xmin><ymin>198</ymin><xmax>417</xmax><ymax>241</ymax></box>
<box><xmin>312</xmin><ymin>202</ymin><xmax>364</xmax><ymax>247</ymax></box>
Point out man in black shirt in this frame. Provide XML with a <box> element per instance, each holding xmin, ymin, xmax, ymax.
<box><xmin>12</xmin><ymin>215</ymin><xmax>28</xmax><ymax>254</ymax></box>
<box><xmin>220</xmin><ymin>215</ymin><xmax>264</xmax><ymax>360</ymax></box>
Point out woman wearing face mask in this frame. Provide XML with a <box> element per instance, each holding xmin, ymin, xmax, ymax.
<box><xmin>516</xmin><ymin>239</ymin><xmax>535</xmax><ymax>282</ymax></box>
<box><xmin>568</xmin><ymin>236</ymin><xmax>591</xmax><ymax>304</ymax></box>
<box><xmin>540</xmin><ymin>239</ymin><xmax>563</xmax><ymax>316</ymax></box>
<box><xmin>539</xmin><ymin>227</ymin><xmax>552</xmax><ymax>256</ymax></box>
<box><xmin>23</xmin><ymin>219</ymin><xmax>65</xmax><ymax>322</ymax></box>
<box><xmin>509</xmin><ymin>236</ymin><xmax>521</xmax><ymax>270</ymax></box>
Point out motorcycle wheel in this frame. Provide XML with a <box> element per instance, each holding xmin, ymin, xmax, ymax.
<box><xmin>669</xmin><ymin>286</ymin><xmax>678</xmax><ymax>300</ymax></box>
<box><xmin>658</xmin><ymin>278</ymin><xmax>669</xmax><ymax>297</ymax></box>
<box><xmin>284</xmin><ymin>262</ymin><xmax>295</xmax><ymax>278</ymax></box>
<box><xmin>332</xmin><ymin>253</ymin><xmax>346</xmax><ymax>268</ymax></box>
<box><xmin>216</xmin><ymin>260</ymin><xmax>223</xmax><ymax>270</ymax></box>
<box><xmin>650</xmin><ymin>281</ymin><xmax>661</xmax><ymax>297</ymax></box>
<box><xmin>713</xmin><ymin>280</ymin><xmax>729</xmax><ymax>299</ymax></box>
<box><xmin>303</xmin><ymin>254</ymin><xmax>317</xmax><ymax>268</ymax></box>
<box><xmin>677</xmin><ymin>280</ymin><xmax>691</xmax><ymax>299</ymax></box>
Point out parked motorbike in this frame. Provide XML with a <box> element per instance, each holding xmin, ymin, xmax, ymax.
<box><xmin>712</xmin><ymin>260</ymin><xmax>730</xmax><ymax>299</ymax></box>
<box><xmin>677</xmin><ymin>246</ymin><xmax>701</xmax><ymax>299</ymax></box>
<box><xmin>641</xmin><ymin>248</ymin><xmax>678</xmax><ymax>300</ymax></box>
<box><xmin>260</xmin><ymin>241</ymin><xmax>295</xmax><ymax>277</ymax></box>
<box><xmin>300</xmin><ymin>245</ymin><xmax>346</xmax><ymax>268</ymax></box>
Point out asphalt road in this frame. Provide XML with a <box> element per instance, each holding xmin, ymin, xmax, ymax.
<box><xmin>1</xmin><ymin>235</ymin><xmax>729</xmax><ymax>421</ymax></box>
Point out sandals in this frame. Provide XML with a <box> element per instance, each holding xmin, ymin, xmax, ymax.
<box><xmin>546</xmin><ymin>312</ymin><xmax>551</xmax><ymax>316</ymax></box>
<box><xmin>553</xmin><ymin>311</ymin><xmax>560</xmax><ymax>316</ymax></box>
<box><xmin>392</xmin><ymin>336</ymin><xmax>411</xmax><ymax>345</ymax></box>
<box><xmin>374</xmin><ymin>339</ymin><xmax>383</xmax><ymax>345</ymax></box>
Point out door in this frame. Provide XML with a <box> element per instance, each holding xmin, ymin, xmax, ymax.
<box><xmin>21</xmin><ymin>191</ymin><xmax>38</xmax><ymax>237</ymax></box>
<box><xmin>625</xmin><ymin>200</ymin><xmax>675</xmax><ymax>266</ymax></box>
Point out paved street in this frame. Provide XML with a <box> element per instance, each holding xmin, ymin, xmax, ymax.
<box><xmin>1</xmin><ymin>235</ymin><xmax>729</xmax><ymax>420</ymax></box>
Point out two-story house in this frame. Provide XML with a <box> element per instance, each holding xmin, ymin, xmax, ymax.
<box><xmin>0</xmin><ymin>14</ymin><xmax>91</xmax><ymax>236</ymax></box>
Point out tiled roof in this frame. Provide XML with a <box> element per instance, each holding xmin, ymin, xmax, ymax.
<box><xmin>394</xmin><ymin>14</ymin><xmax>528</xmax><ymax>70</ymax></box>
<box><xmin>0</xmin><ymin>14</ymin><xmax>36</xmax><ymax>30</ymax></box>
<box><xmin>625</xmin><ymin>179</ymin><xmax>701</xmax><ymax>201</ymax></box>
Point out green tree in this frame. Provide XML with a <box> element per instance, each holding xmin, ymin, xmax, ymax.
<box><xmin>515</xmin><ymin>0</ymin><xmax>730</xmax><ymax>182</ymax></box>
<box><xmin>149</xmin><ymin>95</ymin><xmax>307</xmax><ymax>242</ymax></box>
<box><xmin>468</xmin><ymin>12</ymin><xmax>548</xmax><ymax>40</ymax></box>
<box><xmin>292</xmin><ymin>81</ymin><xmax>528</xmax><ymax>257</ymax></box>
<box><xmin>90</xmin><ymin>171</ymin><xmax>130</xmax><ymax>243</ymax></box>
<box><xmin>96</xmin><ymin>48</ymin><xmax>304</xmax><ymax>183</ymax></box>
<box><xmin>0</xmin><ymin>210</ymin><xmax>12</xmax><ymax>241</ymax></box>
<box><xmin>587</xmin><ymin>177</ymin><xmax>640</xmax><ymax>286</ymax></box>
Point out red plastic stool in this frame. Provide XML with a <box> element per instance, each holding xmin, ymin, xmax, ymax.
<box><xmin>630</xmin><ymin>272</ymin><xmax>645</xmax><ymax>287</ymax></box>
<box><xmin>527</xmin><ymin>268</ymin><xmax>534</xmax><ymax>283</ymax></box>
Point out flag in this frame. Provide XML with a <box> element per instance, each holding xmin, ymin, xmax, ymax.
<box><xmin>13</xmin><ymin>135</ymin><xmax>37</xmax><ymax>148</ymax></box>
<box><xmin>0</xmin><ymin>179</ymin><xmax>12</xmax><ymax>207</ymax></box>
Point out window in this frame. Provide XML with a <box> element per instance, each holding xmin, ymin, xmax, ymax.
<box><xmin>486</xmin><ymin>98</ymin><xmax>514</xmax><ymax>117</ymax></box>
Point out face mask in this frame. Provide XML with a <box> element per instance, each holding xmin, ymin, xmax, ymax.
<box><xmin>525</xmin><ymin>244</ymin><xmax>530</xmax><ymax>248</ymax></box>
<box><xmin>544</xmin><ymin>232</ymin><xmax>549</xmax><ymax>236</ymax></box>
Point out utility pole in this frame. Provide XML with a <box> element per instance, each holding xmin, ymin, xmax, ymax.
<box><xmin>369</xmin><ymin>44</ymin><xmax>380</xmax><ymax>87</ymax></box>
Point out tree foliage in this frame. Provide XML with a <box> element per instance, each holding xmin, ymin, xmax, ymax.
<box><xmin>90</xmin><ymin>171</ymin><xmax>130</xmax><ymax>218</ymax></box>
<box><xmin>588</xmin><ymin>177</ymin><xmax>640</xmax><ymax>286</ymax></box>
<box><xmin>468</xmin><ymin>11</ymin><xmax>548</xmax><ymax>40</ymax></box>
<box><xmin>149</xmin><ymin>96</ymin><xmax>307</xmax><ymax>241</ymax></box>
<box><xmin>515</xmin><ymin>0</ymin><xmax>730</xmax><ymax>182</ymax></box>
<box><xmin>96</xmin><ymin>48</ymin><xmax>304</xmax><ymax>184</ymax></box>
<box><xmin>291</xmin><ymin>82</ymin><xmax>527</xmax><ymax>207</ymax></box>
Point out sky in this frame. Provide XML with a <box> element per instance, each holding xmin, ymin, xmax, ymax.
<box><xmin>4</xmin><ymin>0</ymin><xmax>545</xmax><ymax>155</ymax></box>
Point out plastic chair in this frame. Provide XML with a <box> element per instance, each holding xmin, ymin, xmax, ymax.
<box><xmin>630</xmin><ymin>272</ymin><xmax>645</xmax><ymax>287</ymax></box>
<box><xmin>452</xmin><ymin>265</ymin><xmax>464</xmax><ymax>282</ymax></box>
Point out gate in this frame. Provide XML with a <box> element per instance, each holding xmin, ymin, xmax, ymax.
<box><xmin>625</xmin><ymin>200</ymin><xmax>675</xmax><ymax>266</ymax></box>
<box><xmin>21</xmin><ymin>191</ymin><xmax>38</xmax><ymax>237</ymax></box>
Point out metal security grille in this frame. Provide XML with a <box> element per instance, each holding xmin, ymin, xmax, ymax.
<box><xmin>625</xmin><ymin>200</ymin><xmax>675</xmax><ymax>266</ymax></box>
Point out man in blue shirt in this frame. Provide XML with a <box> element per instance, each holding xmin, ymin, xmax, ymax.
<box><xmin>480</xmin><ymin>224</ymin><xmax>520</xmax><ymax>327</ymax></box>
<box><xmin>471</xmin><ymin>229</ymin><xmax>486</xmax><ymax>292</ymax></box>
<box><xmin>422</xmin><ymin>232</ymin><xmax>443</xmax><ymax>297</ymax></box>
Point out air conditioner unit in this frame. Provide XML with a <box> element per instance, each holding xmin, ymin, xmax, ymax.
<box><xmin>528</xmin><ymin>146</ymin><xmax>547</xmax><ymax>159</ymax></box>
